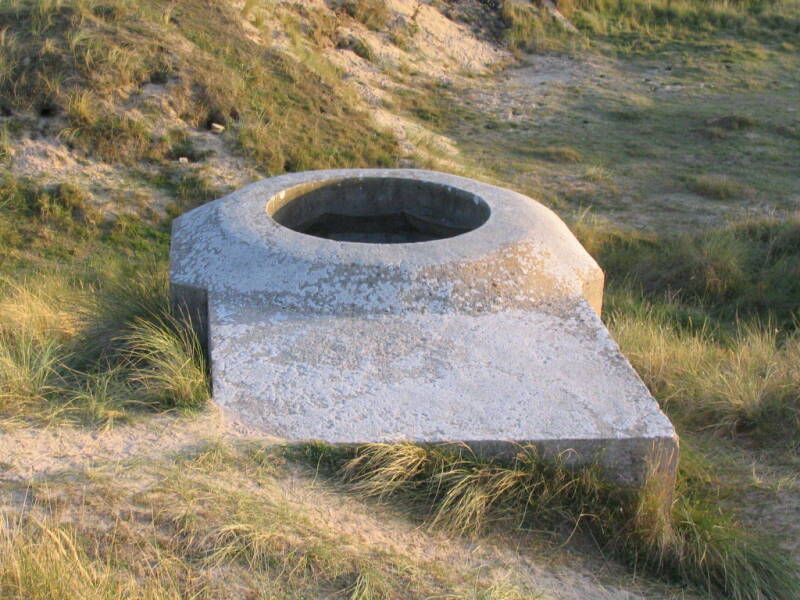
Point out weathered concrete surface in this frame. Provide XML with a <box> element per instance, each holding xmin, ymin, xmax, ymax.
<box><xmin>170</xmin><ymin>169</ymin><xmax>678</xmax><ymax>488</ymax></box>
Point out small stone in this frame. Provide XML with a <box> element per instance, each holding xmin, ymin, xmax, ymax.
<box><xmin>210</xmin><ymin>123</ymin><xmax>225</xmax><ymax>134</ymax></box>
<box><xmin>178</xmin><ymin>157</ymin><xmax>189</xmax><ymax>164</ymax></box>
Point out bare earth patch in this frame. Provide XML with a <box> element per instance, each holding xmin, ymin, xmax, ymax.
<box><xmin>0</xmin><ymin>412</ymin><xmax>694</xmax><ymax>600</ymax></box>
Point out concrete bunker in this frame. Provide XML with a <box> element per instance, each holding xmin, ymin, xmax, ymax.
<box><xmin>268</xmin><ymin>177</ymin><xmax>491</xmax><ymax>243</ymax></box>
<box><xmin>170</xmin><ymin>169</ymin><xmax>678</xmax><ymax>493</ymax></box>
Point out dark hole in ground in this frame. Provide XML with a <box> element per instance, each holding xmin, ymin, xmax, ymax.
<box><xmin>149</xmin><ymin>70</ymin><xmax>170</xmax><ymax>85</ymax></box>
<box><xmin>38</xmin><ymin>102</ymin><xmax>59</xmax><ymax>118</ymax></box>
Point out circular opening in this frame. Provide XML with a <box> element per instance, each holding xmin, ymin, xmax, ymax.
<box><xmin>267</xmin><ymin>178</ymin><xmax>491</xmax><ymax>244</ymax></box>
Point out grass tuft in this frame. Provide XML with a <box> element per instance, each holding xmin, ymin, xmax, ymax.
<box><xmin>0</xmin><ymin>238</ymin><xmax>208</xmax><ymax>422</ymax></box>
<box><xmin>0</xmin><ymin>517</ymin><xmax>122</xmax><ymax>600</ymax></box>
<box><xmin>501</xmin><ymin>0</ymin><xmax>575</xmax><ymax>54</ymax></box>
<box><xmin>123</xmin><ymin>314</ymin><xmax>208</xmax><ymax>411</ymax></box>
<box><xmin>79</xmin><ymin>262</ymin><xmax>170</xmax><ymax>363</ymax></box>
<box><xmin>308</xmin><ymin>441</ymin><xmax>800</xmax><ymax>600</ymax></box>
<box><xmin>610</xmin><ymin>306</ymin><xmax>800</xmax><ymax>438</ymax></box>
<box><xmin>337</xmin><ymin>34</ymin><xmax>375</xmax><ymax>61</ymax></box>
<box><xmin>334</xmin><ymin>0</ymin><xmax>390</xmax><ymax>30</ymax></box>
<box><xmin>0</xmin><ymin>330</ymin><xmax>65</xmax><ymax>419</ymax></box>
<box><xmin>572</xmin><ymin>211</ymin><xmax>800</xmax><ymax>327</ymax></box>
<box><xmin>0</xmin><ymin>514</ymin><xmax>185</xmax><ymax>599</ymax></box>
<box><xmin>532</xmin><ymin>145</ymin><xmax>582</xmax><ymax>163</ymax></box>
<box><xmin>687</xmin><ymin>173</ymin><xmax>748</xmax><ymax>200</ymax></box>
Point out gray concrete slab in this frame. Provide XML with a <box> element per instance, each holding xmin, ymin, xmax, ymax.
<box><xmin>170</xmin><ymin>169</ymin><xmax>678</xmax><ymax>489</ymax></box>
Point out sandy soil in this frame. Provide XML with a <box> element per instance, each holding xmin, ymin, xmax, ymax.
<box><xmin>0</xmin><ymin>407</ymin><xmax>258</xmax><ymax>482</ymax></box>
<box><xmin>0</xmin><ymin>409</ymin><xmax>692</xmax><ymax>600</ymax></box>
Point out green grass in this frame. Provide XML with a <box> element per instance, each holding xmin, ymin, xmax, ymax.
<box><xmin>501</xmin><ymin>0</ymin><xmax>580</xmax><ymax>54</ymax></box>
<box><xmin>498</xmin><ymin>0</ymin><xmax>800</xmax><ymax>57</ymax></box>
<box><xmin>571</xmin><ymin>212</ymin><xmax>800</xmax><ymax>440</ymax></box>
<box><xmin>0</xmin><ymin>266</ymin><xmax>208</xmax><ymax>425</ymax></box>
<box><xmin>123</xmin><ymin>314</ymin><xmax>208</xmax><ymax>410</ymax></box>
<box><xmin>575</xmin><ymin>212</ymin><xmax>800</xmax><ymax>328</ymax></box>
<box><xmin>609</xmin><ymin>298</ymin><xmax>800</xmax><ymax>438</ymax></box>
<box><xmin>686</xmin><ymin>173</ymin><xmax>749</xmax><ymax>199</ymax></box>
<box><xmin>336</xmin><ymin>34</ymin><xmax>375</xmax><ymax>62</ymax></box>
<box><xmin>529</xmin><ymin>145</ymin><xmax>582</xmax><ymax>163</ymax></box>
<box><xmin>333</xmin><ymin>0</ymin><xmax>390</xmax><ymax>30</ymax></box>
<box><xmin>569</xmin><ymin>0</ymin><xmax>800</xmax><ymax>44</ymax></box>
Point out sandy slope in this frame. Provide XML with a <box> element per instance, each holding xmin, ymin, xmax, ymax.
<box><xmin>0</xmin><ymin>408</ymin><xmax>693</xmax><ymax>600</ymax></box>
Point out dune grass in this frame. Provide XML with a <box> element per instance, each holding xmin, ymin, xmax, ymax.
<box><xmin>571</xmin><ymin>212</ymin><xmax>800</xmax><ymax>442</ymax></box>
<box><xmin>569</xmin><ymin>0</ymin><xmax>800</xmax><ymax>40</ymax></box>
<box><xmin>0</xmin><ymin>171</ymin><xmax>208</xmax><ymax>426</ymax></box>
<box><xmin>297</xmin><ymin>441</ymin><xmax>800</xmax><ymax>600</ymax></box>
<box><xmin>574</xmin><ymin>211</ymin><xmax>800</xmax><ymax>328</ymax></box>
<box><xmin>0</xmin><ymin>1</ymin><xmax>799</xmax><ymax>597</ymax></box>
<box><xmin>1</xmin><ymin>518</ymin><xmax>137</xmax><ymax>600</ymax></box>
<box><xmin>0</xmin><ymin>267</ymin><xmax>208</xmax><ymax>425</ymax></box>
<box><xmin>609</xmin><ymin>301</ymin><xmax>800</xmax><ymax>438</ymax></box>
<box><xmin>123</xmin><ymin>314</ymin><xmax>208</xmax><ymax>410</ymax></box>
<box><xmin>505</xmin><ymin>0</ymin><xmax>800</xmax><ymax>50</ymax></box>
<box><xmin>334</xmin><ymin>0</ymin><xmax>390</xmax><ymax>31</ymax></box>
<box><xmin>687</xmin><ymin>173</ymin><xmax>749</xmax><ymax>200</ymax></box>
<box><xmin>501</xmin><ymin>0</ymin><xmax>581</xmax><ymax>54</ymax></box>
<box><xmin>0</xmin><ymin>441</ymin><xmax>544</xmax><ymax>600</ymax></box>
<box><xmin>499</xmin><ymin>0</ymin><xmax>800</xmax><ymax>56</ymax></box>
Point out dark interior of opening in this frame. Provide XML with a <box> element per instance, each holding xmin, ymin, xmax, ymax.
<box><xmin>268</xmin><ymin>178</ymin><xmax>490</xmax><ymax>244</ymax></box>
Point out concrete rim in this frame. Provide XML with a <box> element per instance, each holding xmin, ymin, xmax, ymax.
<box><xmin>214</xmin><ymin>168</ymin><xmax>561</xmax><ymax>268</ymax></box>
<box><xmin>266</xmin><ymin>176</ymin><xmax>493</xmax><ymax>243</ymax></box>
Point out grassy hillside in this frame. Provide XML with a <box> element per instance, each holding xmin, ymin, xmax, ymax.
<box><xmin>0</xmin><ymin>0</ymin><xmax>398</xmax><ymax>171</ymax></box>
<box><xmin>1</xmin><ymin>1</ymin><xmax>800</xmax><ymax>599</ymax></box>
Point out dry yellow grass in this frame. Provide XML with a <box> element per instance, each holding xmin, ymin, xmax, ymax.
<box><xmin>610</xmin><ymin>312</ymin><xmax>800</xmax><ymax>437</ymax></box>
<box><xmin>0</xmin><ymin>441</ymin><xmax>550</xmax><ymax>600</ymax></box>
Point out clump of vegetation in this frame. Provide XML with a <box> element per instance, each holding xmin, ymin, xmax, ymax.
<box><xmin>298</xmin><ymin>441</ymin><xmax>800</xmax><ymax>600</ymax></box>
<box><xmin>497</xmin><ymin>0</ymin><xmax>799</xmax><ymax>54</ymax></box>
<box><xmin>337</xmin><ymin>34</ymin><xmax>375</xmax><ymax>61</ymax></box>
<box><xmin>697</xmin><ymin>113</ymin><xmax>763</xmax><ymax>140</ymax></box>
<box><xmin>574</xmin><ymin>212</ymin><xmax>800</xmax><ymax>327</ymax></box>
<box><xmin>500</xmin><ymin>0</ymin><xmax>574</xmax><ymax>54</ymax></box>
<box><xmin>124</xmin><ymin>315</ymin><xmax>208</xmax><ymax>410</ymax></box>
<box><xmin>687</xmin><ymin>173</ymin><xmax>748</xmax><ymax>200</ymax></box>
<box><xmin>0</xmin><ymin>174</ymin><xmax>98</xmax><ymax>233</ymax></box>
<box><xmin>0</xmin><ymin>517</ymin><xmax>160</xmax><ymax>599</ymax></box>
<box><xmin>0</xmin><ymin>126</ymin><xmax>13</xmax><ymax>164</ymax></box>
<box><xmin>333</xmin><ymin>0</ymin><xmax>390</xmax><ymax>30</ymax></box>
<box><xmin>0</xmin><ymin>263</ymin><xmax>208</xmax><ymax>424</ymax></box>
<box><xmin>572</xmin><ymin>212</ymin><xmax>800</xmax><ymax>440</ymax></box>
<box><xmin>532</xmin><ymin>145</ymin><xmax>582</xmax><ymax>163</ymax></box>
<box><xmin>569</xmin><ymin>0</ymin><xmax>800</xmax><ymax>45</ymax></box>
<box><xmin>610</xmin><ymin>300</ymin><xmax>800</xmax><ymax>437</ymax></box>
